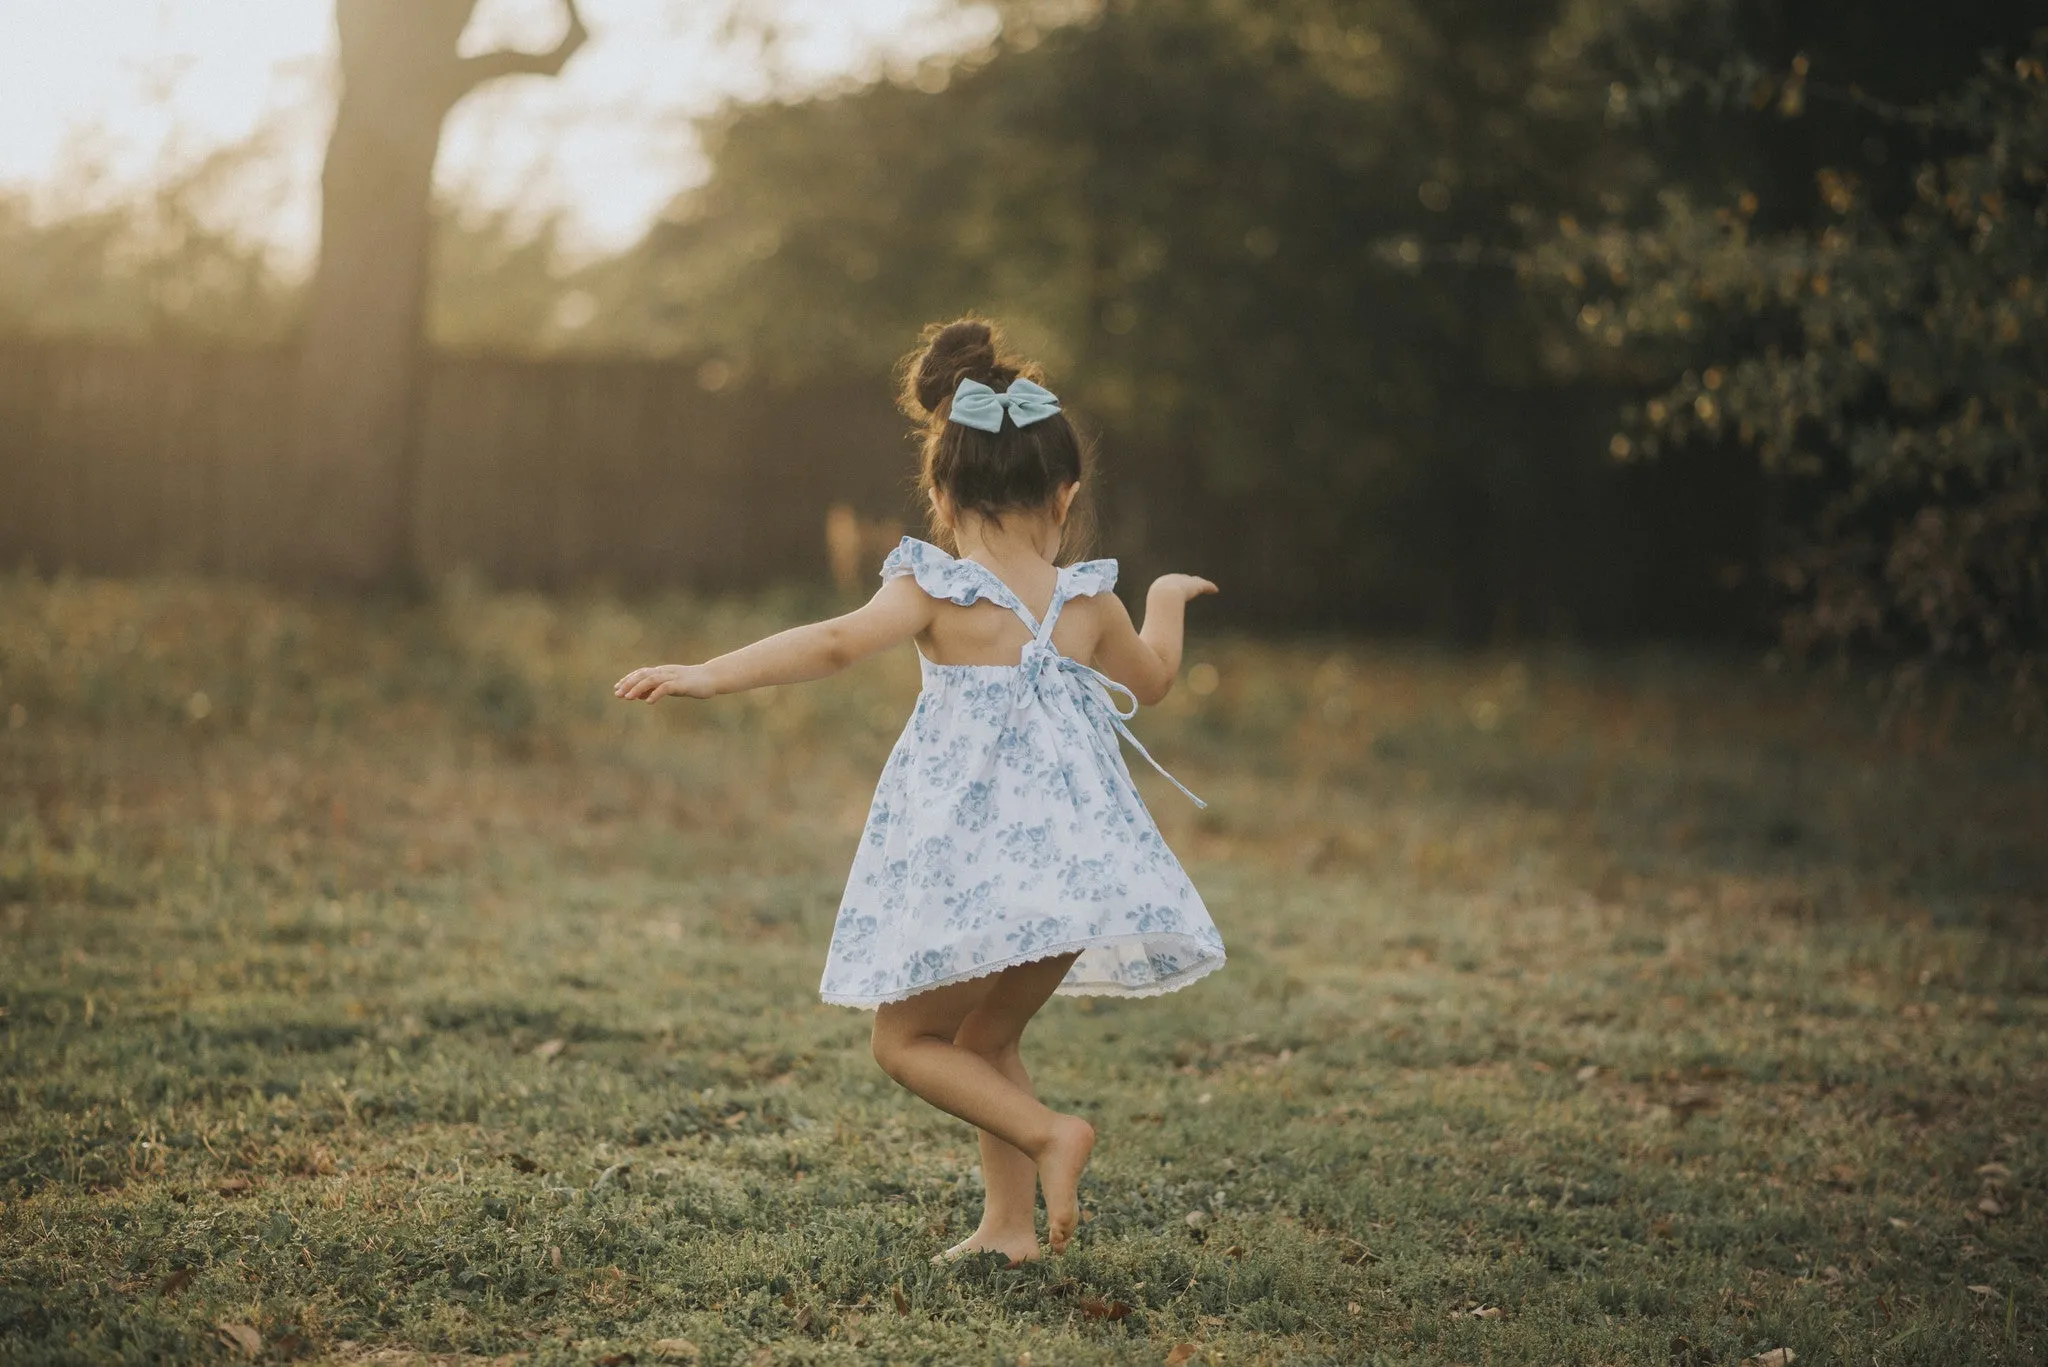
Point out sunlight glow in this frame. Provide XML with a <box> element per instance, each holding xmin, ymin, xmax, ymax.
<box><xmin>0</xmin><ymin>0</ymin><xmax>998</xmax><ymax>264</ymax></box>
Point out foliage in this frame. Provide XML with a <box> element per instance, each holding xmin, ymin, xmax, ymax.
<box><xmin>428</xmin><ymin>204</ymin><xmax>608</xmax><ymax>354</ymax></box>
<box><xmin>5</xmin><ymin>0</ymin><xmax>2045</xmax><ymax>653</ymax></box>
<box><xmin>0</xmin><ymin>134</ymin><xmax>299</xmax><ymax>342</ymax></box>
<box><xmin>0</xmin><ymin>174</ymin><xmax>604</xmax><ymax>356</ymax></box>
<box><xmin>1528</xmin><ymin>33</ymin><xmax>2048</xmax><ymax>707</ymax></box>
<box><xmin>2</xmin><ymin>576</ymin><xmax>2044</xmax><ymax>1362</ymax></box>
<box><xmin>595</xmin><ymin>0</ymin><xmax>2045</xmax><ymax>645</ymax></box>
<box><xmin>595</xmin><ymin>0</ymin><xmax>1688</xmax><ymax>636</ymax></box>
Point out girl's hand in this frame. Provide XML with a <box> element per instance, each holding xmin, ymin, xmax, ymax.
<box><xmin>614</xmin><ymin>664</ymin><xmax>715</xmax><ymax>702</ymax></box>
<box><xmin>1148</xmin><ymin>574</ymin><xmax>1219</xmax><ymax>602</ymax></box>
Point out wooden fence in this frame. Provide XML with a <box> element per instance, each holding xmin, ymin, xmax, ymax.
<box><xmin>0</xmin><ymin>339</ymin><xmax>1769</xmax><ymax>637</ymax></box>
<box><xmin>0</xmin><ymin>340</ymin><xmax>917</xmax><ymax>591</ymax></box>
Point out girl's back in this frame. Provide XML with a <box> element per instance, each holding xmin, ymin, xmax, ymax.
<box><xmin>917</xmin><ymin>564</ymin><xmax>1101</xmax><ymax>667</ymax></box>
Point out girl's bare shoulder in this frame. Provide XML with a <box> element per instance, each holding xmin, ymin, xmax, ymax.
<box><xmin>1051</xmin><ymin>586</ymin><xmax>1132</xmax><ymax>665</ymax></box>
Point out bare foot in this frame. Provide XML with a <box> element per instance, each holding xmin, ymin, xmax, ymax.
<box><xmin>931</xmin><ymin>1226</ymin><xmax>1040</xmax><ymax>1267</ymax></box>
<box><xmin>1036</xmin><ymin>1114</ymin><xmax>1096</xmax><ymax>1253</ymax></box>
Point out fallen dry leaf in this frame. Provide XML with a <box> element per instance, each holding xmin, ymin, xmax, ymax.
<box><xmin>1887</xmin><ymin>1217</ymin><xmax>1912</xmax><ymax>1230</ymax></box>
<box><xmin>533</xmin><ymin>1038</ymin><xmax>566</xmax><ymax>1061</ymax></box>
<box><xmin>549</xmin><ymin>1245</ymin><xmax>562</xmax><ymax>1269</ymax></box>
<box><xmin>1165</xmin><ymin>1344</ymin><xmax>1199</xmax><ymax>1366</ymax></box>
<box><xmin>1741</xmin><ymin>1349</ymin><xmax>1795</xmax><ymax>1367</ymax></box>
<box><xmin>1968</xmin><ymin>1284</ymin><xmax>1997</xmax><ymax>1296</ymax></box>
<box><xmin>1976</xmin><ymin>1162</ymin><xmax>2011</xmax><ymax>1178</ymax></box>
<box><xmin>216</xmin><ymin>1322</ymin><xmax>262</xmax><ymax>1357</ymax></box>
<box><xmin>1977</xmin><ymin>1196</ymin><xmax>2006</xmax><ymax>1217</ymax></box>
<box><xmin>1576</xmin><ymin>1064</ymin><xmax>1600</xmax><ymax>1082</ymax></box>
<box><xmin>156</xmin><ymin>1267</ymin><xmax>196</xmax><ymax>1296</ymax></box>
<box><xmin>1470</xmin><ymin>1305</ymin><xmax>1504</xmax><ymax>1319</ymax></box>
<box><xmin>216</xmin><ymin>1177</ymin><xmax>251</xmax><ymax>1197</ymax></box>
<box><xmin>1080</xmin><ymin>1296</ymin><xmax>1135</xmax><ymax>1321</ymax></box>
<box><xmin>594</xmin><ymin>1353</ymin><xmax>636</xmax><ymax>1366</ymax></box>
<box><xmin>891</xmin><ymin>1283</ymin><xmax>911</xmax><ymax>1315</ymax></box>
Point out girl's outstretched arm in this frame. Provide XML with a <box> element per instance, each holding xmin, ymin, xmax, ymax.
<box><xmin>615</xmin><ymin>576</ymin><xmax>935</xmax><ymax>702</ymax></box>
<box><xmin>1089</xmin><ymin>574</ymin><xmax>1218</xmax><ymax>706</ymax></box>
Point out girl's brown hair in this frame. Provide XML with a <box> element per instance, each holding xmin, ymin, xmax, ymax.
<box><xmin>897</xmin><ymin>318</ymin><xmax>1091</xmax><ymax>555</ymax></box>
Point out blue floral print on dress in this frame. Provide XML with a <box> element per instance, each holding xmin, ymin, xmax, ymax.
<box><xmin>819</xmin><ymin>538</ymin><xmax>1226</xmax><ymax>1007</ymax></box>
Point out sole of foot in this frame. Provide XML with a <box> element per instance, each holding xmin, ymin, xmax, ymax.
<box><xmin>1037</xmin><ymin>1114</ymin><xmax>1096</xmax><ymax>1253</ymax></box>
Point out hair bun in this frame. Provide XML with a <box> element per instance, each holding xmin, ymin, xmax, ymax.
<box><xmin>909</xmin><ymin>319</ymin><xmax>1010</xmax><ymax>416</ymax></box>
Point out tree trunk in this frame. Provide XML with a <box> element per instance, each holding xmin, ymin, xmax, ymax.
<box><xmin>288</xmin><ymin>83</ymin><xmax>444</xmax><ymax>586</ymax></box>
<box><xmin>283</xmin><ymin>0</ymin><xmax>586</xmax><ymax>588</ymax></box>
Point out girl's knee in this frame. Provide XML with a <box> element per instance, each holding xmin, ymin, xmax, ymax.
<box><xmin>870</xmin><ymin>1019</ymin><xmax>934</xmax><ymax>1083</ymax></box>
<box><xmin>869</xmin><ymin>1022</ymin><xmax>908</xmax><ymax>1080</ymax></box>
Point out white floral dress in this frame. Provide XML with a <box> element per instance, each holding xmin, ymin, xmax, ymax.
<box><xmin>819</xmin><ymin>538</ymin><xmax>1228</xmax><ymax>1008</ymax></box>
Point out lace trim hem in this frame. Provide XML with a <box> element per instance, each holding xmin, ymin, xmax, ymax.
<box><xmin>817</xmin><ymin>936</ymin><xmax>1226</xmax><ymax>1010</ymax></box>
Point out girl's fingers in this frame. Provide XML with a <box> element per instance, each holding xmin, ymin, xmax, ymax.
<box><xmin>615</xmin><ymin>668</ymin><xmax>670</xmax><ymax>700</ymax></box>
<box><xmin>615</xmin><ymin>666</ymin><xmax>702</xmax><ymax>702</ymax></box>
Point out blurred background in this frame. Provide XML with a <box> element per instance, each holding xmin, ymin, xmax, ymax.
<box><xmin>4</xmin><ymin>9</ymin><xmax>2046</xmax><ymax>1360</ymax></box>
<box><xmin>0</xmin><ymin>0</ymin><xmax>2039</xmax><ymax>698</ymax></box>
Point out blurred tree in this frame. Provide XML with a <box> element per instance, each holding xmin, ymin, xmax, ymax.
<box><xmin>598</xmin><ymin>0</ymin><xmax>1739</xmax><ymax>635</ymax></box>
<box><xmin>430</xmin><ymin>204</ymin><xmax>586</xmax><ymax>352</ymax></box>
<box><xmin>0</xmin><ymin>133</ymin><xmax>298</xmax><ymax>342</ymax></box>
<box><xmin>285</xmin><ymin>0</ymin><xmax>588</xmax><ymax>588</ymax></box>
<box><xmin>1527</xmin><ymin>12</ymin><xmax>2045</xmax><ymax>709</ymax></box>
<box><xmin>608</xmin><ymin>0</ymin><xmax>2038</xmax><ymax>645</ymax></box>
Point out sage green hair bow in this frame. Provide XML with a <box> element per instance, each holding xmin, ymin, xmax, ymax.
<box><xmin>948</xmin><ymin>376</ymin><xmax>1062</xmax><ymax>433</ymax></box>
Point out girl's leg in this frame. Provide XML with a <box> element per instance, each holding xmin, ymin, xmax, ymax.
<box><xmin>871</xmin><ymin>956</ymin><xmax>1095</xmax><ymax>1253</ymax></box>
<box><xmin>941</xmin><ymin>953</ymin><xmax>1081</xmax><ymax>1263</ymax></box>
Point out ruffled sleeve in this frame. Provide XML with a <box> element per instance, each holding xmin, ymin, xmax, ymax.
<box><xmin>881</xmin><ymin>537</ymin><xmax>1024</xmax><ymax>612</ymax></box>
<box><xmin>1059</xmin><ymin>558</ymin><xmax>1120</xmax><ymax>598</ymax></box>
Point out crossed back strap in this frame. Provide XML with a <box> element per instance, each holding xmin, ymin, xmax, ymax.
<box><xmin>954</xmin><ymin>559</ymin><xmax>1069</xmax><ymax>659</ymax></box>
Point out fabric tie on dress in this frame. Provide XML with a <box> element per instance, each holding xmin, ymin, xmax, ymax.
<box><xmin>1015</xmin><ymin>639</ymin><xmax>1207</xmax><ymax>809</ymax></box>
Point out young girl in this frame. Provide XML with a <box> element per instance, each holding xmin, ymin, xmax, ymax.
<box><xmin>614</xmin><ymin>319</ymin><xmax>1226</xmax><ymax>1264</ymax></box>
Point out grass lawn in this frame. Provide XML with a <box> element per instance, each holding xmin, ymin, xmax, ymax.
<box><xmin>2</xmin><ymin>575</ymin><xmax>2043</xmax><ymax>1365</ymax></box>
